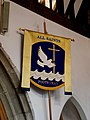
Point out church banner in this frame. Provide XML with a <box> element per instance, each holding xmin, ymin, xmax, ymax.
<box><xmin>21</xmin><ymin>30</ymin><xmax>72</xmax><ymax>95</ymax></box>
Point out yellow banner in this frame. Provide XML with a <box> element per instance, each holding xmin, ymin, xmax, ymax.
<box><xmin>21</xmin><ymin>30</ymin><xmax>32</xmax><ymax>88</ymax></box>
<box><xmin>21</xmin><ymin>30</ymin><xmax>72</xmax><ymax>94</ymax></box>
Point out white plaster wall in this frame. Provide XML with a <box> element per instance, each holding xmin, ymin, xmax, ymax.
<box><xmin>0</xmin><ymin>1</ymin><xmax>90</xmax><ymax>120</ymax></box>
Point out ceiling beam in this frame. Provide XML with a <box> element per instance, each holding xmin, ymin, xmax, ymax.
<box><xmin>76</xmin><ymin>0</ymin><xmax>90</xmax><ymax>25</ymax></box>
<box><xmin>76</xmin><ymin>0</ymin><xmax>90</xmax><ymax>36</ymax></box>
<box><xmin>56</xmin><ymin>0</ymin><xmax>64</xmax><ymax>16</ymax></box>
<box><xmin>10</xmin><ymin>0</ymin><xmax>90</xmax><ymax>38</ymax></box>
<box><xmin>65</xmin><ymin>0</ymin><xmax>76</xmax><ymax>21</ymax></box>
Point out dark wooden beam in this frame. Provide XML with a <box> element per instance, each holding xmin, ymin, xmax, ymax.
<box><xmin>76</xmin><ymin>0</ymin><xmax>90</xmax><ymax>26</ymax></box>
<box><xmin>10</xmin><ymin>0</ymin><xmax>90</xmax><ymax>38</ymax></box>
<box><xmin>49</xmin><ymin>0</ymin><xmax>52</xmax><ymax>10</ymax></box>
<box><xmin>33</xmin><ymin>0</ymin><xmax>38</xmax><ymax>3</ymax></box>
<box><xmin>88</xmin><ymin>8</ymin><xmax>90</xmax><ymax>24</ymax></box>
<box><xmin>56</xmin><ymin>0</ymin><xmax>64</xmax><ymax>16</ymax></box>
<box><xmin>76</xmin><ymin>0</ymin><xmax>90</xmax><ymax>36</ymax></box>
<box><xmin>65</xmin><ymin>0</ymin><xmax>76</xmax><ymax>21</ymax></box>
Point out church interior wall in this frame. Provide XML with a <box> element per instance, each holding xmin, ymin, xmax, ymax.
<box><xmin>0</xmin><ymin>1</ymin><xmax>90</xmax><ymax>120</ymax></box>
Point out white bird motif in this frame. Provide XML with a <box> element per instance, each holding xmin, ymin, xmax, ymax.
<box><xmin>37</xmin><ymin>46</ymin><xmax>56</xmax><ymax>68</ymax></box>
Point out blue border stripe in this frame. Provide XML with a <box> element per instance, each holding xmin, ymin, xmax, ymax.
<box><xmin>65</xmin><ymin>92</ymin><xmax>72</xmax><ymax>95</ymax></box>
<box><xmin>21</xmin><ymin>88</ymin><xmax>30</xmax><ymax>92</ymax></box>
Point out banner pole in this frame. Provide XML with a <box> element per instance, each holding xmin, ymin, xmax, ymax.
<box><xmin>48</xmin><ymin>90</ymin><xmax>52</xmax><ymax>120</ymax></box>
<box><xmin>43</xmin><ymin>20</ymin><xmax>52</xmax><ymax>120</ymax></box>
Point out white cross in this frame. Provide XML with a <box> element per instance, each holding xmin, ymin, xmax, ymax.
<box><xmin>48</xmin><ymin>44</ymin><xmax>60</xmax><ymax>73</ymax></box>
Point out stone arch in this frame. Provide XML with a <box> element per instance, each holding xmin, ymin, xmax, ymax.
<box><xmin>0</xmin><ymin>43</ymin><xmax>34</xmax><ymax>120</ymax></box>
<box><xmin>60</xmin><ymin>96</ymin><xmax>87</xmax><ymax>120</ymax></box>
